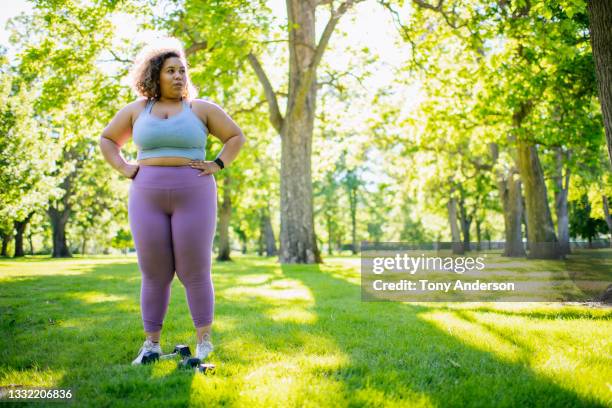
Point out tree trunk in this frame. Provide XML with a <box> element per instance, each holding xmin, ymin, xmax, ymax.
<box><xmin>1</xmin><ymin>231</ymin><xmax>11</xmax><ymax>257</ymax></box>
<box><xmin>81</xmin><ymin>230</ymin><xmax>87</xmax><ymax>256</ymax></box>
<box><xmin>522</xmin><ymin>194</ymin><xmax>528</xmax><ymax>242</ymax></box>
<box><xmin>603</xmin><ymin>195</ymin><xmax>612</xmax><ymax>247</ymax></box>
<box><xmin>249</xmin><ymin>1</ymin><xmax>358</xmax><ymax>263</ymax></box>
<box><xmin>257</xmin><ymin>211</ymin><xmax>264</xmax><ymax>256</ymax></box>
<box><xmin>277</xmin><ymin>0</ymin><xmax>321</xmax><ymax>264</ymax></box>
<box><xmin>509</xmin><ymin>98</ymin><xmax>559</xmax><ymax>259</ymax></box>
<box><xmin>517</xmin><ymin>138</ymin><xmax>560</xmax><ymax>258</ymax></box>
<box><xmin>28</xmin><ymin>229</ymin><xmax>34</xmax><ymax>255</ymax></box>
<box><xmin>457</xmin><ymin>192</ymin><xmax>472</xmax><ymax>252</ymax></box>
<box><xmin>348</xmin><ymin>187</ymin><xmax>357</xmax><ymax>255</ymax></box>
<box><xmin>262</xmin><ymin>210</ymin><xmax>277</xmax><ymax>256</ymax></box>
<box><xmin>447</xmin><ymin>191</ymin><xmax>464</xmax><ymax>255</ymax></box>
<box><xmin>48</xmin><ymin>168</ymin><xmax>77</xmax><ymax>258</ymax></box>
<box><xmin>554</xmin><ymin>147</ymin><xmax>571</xmax><ymax>255</ymax></box>
<box><xmin>217</xmin><ymin>173</ymin><xmax>232</xmax><ymax>261</ymax></box>
<box><xmin>587</xmin><ymin>0</ymin><xmax>612</xmax><ymax>167</ymax></box>
<box><xmin>48</xmin><ymin>205</ymin><xmax>72</xmax><ymax>258</ymax></box>
<box><xmin>475</xmin><ymin>217</ymin><xmax>482</xmax><ymax>251</ymax></box>
<box><xmin>326</xmin><ymin>214</ymin><xmax>333</xmax><ymax>255</ymax></box>
<box><xmin>490</xmin><ymin>142</ymin><xmax>525</xmax><ymax>257</ymax></box>
<box><xmin>13</xmin><ymin>212</ymin><xmax>34</xmax><ymax>258</ymax></box>
<box><xmin>506</xmin><ymin>172</ymin><xmax>526</xmax><ymax>257</ymax></box>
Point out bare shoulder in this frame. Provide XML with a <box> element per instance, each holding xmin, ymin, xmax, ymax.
<box><xmin>188</xmin><ymin>98</ymin><xmax>242</xmax><ymax>143</ymax></box>
<box><xmin>130</xmin><ymin>97</ymin><xmax>149</xmax><ymax>109</ymax></box>
<box><xmin>119</xmin><ymin>98</ymin><xmax>148</xmax><ymax>127</ymax></box>
<box><xmin>189</xmin><ymin>98</ymin><xmax>225</xmax><ymax>124</ymax></box>
<box><xmin>130</xmin><ymin>97</ymin><xmax>149</xmax><ymax>120</ymax></box>
<box><xmin>101</xmin><ymin>98</ymin><xmax>149</xmax><ymax>146</ymax></box>
<box><xmin>190</xmin><ymin>98</ymin><xmax>221</xmax><ymax>110</ymax></box>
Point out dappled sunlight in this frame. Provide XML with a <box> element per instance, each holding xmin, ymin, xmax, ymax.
<box><xmin>265</xmin><ymin>307</ymin><xmax>317</xmax><ymax>324</ymax></box>
<box><xmin>0</xmin><ymin>366</ymin><xmax>66</xmax><ymax>389</ymax></box>
<box><xmin>419</xmin><ymin>309</ymin><xmax>612</xmax><ymax>403</ymax></box>
<box><xmin>188</xmin><ymin>373</ymin><xmax>230</xmax><ymax>405</ymax></box>
<box><xmin>220</xmin><ymin>335</ymin><xmax>271</xmax><ymax>361</ymax></box>
<box><xmin>149</xmin><ymin>360</ymin><xmax>180</xmax><ymax>379</ymax></box>
<box><xmin>419</xmin><ymin>311</ymin><xmax>526</xmax><ymax>363</ymax></box>
<box><xmin>236</xmin><ymin>353</ymin><xmax>350</xmax><ymax>407</ymax></box>
<box><xmin>68</xmin><ymin>291</ymin><xmax>128</xmax><ymax>304</ymax></box>
<box><xmin>420</xmin><ymin>301</ymin><xmax>612</xmax><ymax>320</ymax></box>
<box><xmin>289</xmin><ymin>332</ymin><xmax>340</xmax><ymax>354</ymax></box>
<box><xmin>231</xmin><ymin>273</ymin><xmax>275</xmax><ymax>286</ymax></box>
<box><xmin>0</xmin><ymin>257</ymin><xmax>136</xmax><ymax>279</ymax></box>
<box><xmin>209</xmin><ymin>316</ymin><xmax>239</xmax><ymax>332</ymax></box>
<box><xmin>0</xmin><ymin>262</ymin><xmax>88</xmax><ymax>278</ymax></box>
<box><xmin>57</xmin><ymin>319</ymin><xmax>79</xmax><ymax>328</ymax></box>
<box><xmin>221</xmin><ymin>278</ymin><xmax>314</xmax><ymax>304</ymax></box>
<box><xmin>318</xmin><ymin>258</ymin><xmax>361</xmax><ymax>285</ymax></box>
<box><xmin>2</xmin><ymin>255</ymin><xmax>610</xmax><ymax>406</ymax></box>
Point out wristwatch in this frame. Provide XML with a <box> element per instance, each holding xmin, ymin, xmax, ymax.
<box><xmin>214</xmin><ymin>157</ymin><xmax>225</xmax><ymax>170</ymax></box>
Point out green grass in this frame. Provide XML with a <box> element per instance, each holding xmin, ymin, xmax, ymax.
<box><xmin>0</xmin><ymin>253</ymin><xmax>611</xmax><ymax>407</ymax></box>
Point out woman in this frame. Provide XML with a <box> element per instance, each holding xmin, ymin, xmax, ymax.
<box><xmin>98</xmin><ymin>39</ymin><xmax>246</xmax><ymax>365</ymax></box>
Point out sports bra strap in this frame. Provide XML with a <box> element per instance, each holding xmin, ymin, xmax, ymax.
<box><xmin>146</xmin><ymin>98</ymin><xmax>155</xmax><ymax>113</ymax></box>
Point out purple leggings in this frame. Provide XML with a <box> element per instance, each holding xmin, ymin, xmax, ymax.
<box><xmin>128</xmin><ymin>165</ymin><xmax>217</xmax><ymax>332</ymax></box>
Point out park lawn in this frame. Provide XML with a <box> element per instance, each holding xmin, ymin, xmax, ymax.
<box><xmin>0</xmin><ymin>252</ymin><xmax>611</xmax><ymax>407</ymax></box>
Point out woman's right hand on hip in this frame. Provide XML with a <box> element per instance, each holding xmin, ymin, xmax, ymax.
<box><xmin>122</xmin><ymin>163</ymin><xmax>140</xmax><ymax>179</ymax></box>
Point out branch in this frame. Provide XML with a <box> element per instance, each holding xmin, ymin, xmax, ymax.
<box><xmin>247</xmin><ymin>52</ymin><xmax>284</xmax><ymax>133</ymax></box>
<box><xmin>185</xmin><ymin>40</ymin><xmax>209</xmax><ymax>57</ymax></box>
<box><xmin>229</xmin><ymin>99</ymin><xmax>268</xmax><ymax>118</ymax></box>
<box><xmin>412</xmin><ymin>0</ymin><xmax>443</xmax><ymax>12</ymax></box>
<box><xmin>106</xmin><ymin>49</ymin><xmax>131</xmax><ymax>64</ymax></box>
<box><xmin>412</xmin><ymin>0</ymin><xmax>468</xmax><ymax>30</ymax></box>
<box><xmin>289</xmin><ymin>0</ymin><xmax>363</xmax><ymax>120</ymax></box>
<box><xmin>317</xmin><ymin>69</ymin><xmax>368</xmax><ymax>93</ymax></box>
<box><xmin>377</xmin><ymin>0</ymin><xmax>426</xmax><ymax>71</ymax></box>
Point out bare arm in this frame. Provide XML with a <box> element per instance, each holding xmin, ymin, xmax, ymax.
<box><xmin>98</xmin><ymin>103</ymin><xmax>139</xmax><ymax>178</ymax></box>
<box><xmin>192</xmin><ymin>101</ymin><xmax>246</xmax><ymax>172</ymax></box>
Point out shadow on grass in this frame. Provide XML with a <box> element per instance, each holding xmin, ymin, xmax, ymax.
<box><xmin>280</xmin><ymin>262</ymin><xmax>608</xmax><ymax>407</ymax></box>
<box><xmin>0</xmin><ymin>256</ymin><xmax>608</xmax><ymax>407</ymax></box>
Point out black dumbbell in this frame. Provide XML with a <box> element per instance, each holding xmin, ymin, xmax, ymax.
<box><xmin>141</xmin><ymin>351</ymin><xmax>160</xmax><ymax>365</ymax></box>
<box><xmin>178</xmin><ymin>356</ymin><xmax>202</xmax><ymax>369</ymax></box>
<box><xmin>159</xmin><ymin>345</ymin><xmax>192</xmax><ymax>360</ymax></box>
<box><xmin>196</xmin><ymin>363</ymin><xmax>216</xmax><ymax>374</ymax></box>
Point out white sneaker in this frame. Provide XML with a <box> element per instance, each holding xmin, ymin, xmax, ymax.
<box><xmin>196</xmin><ymin>340</ymin><xmax>214</xmax><ymax>361</ymax></box>
<box><xmin>131</xmin><ymin>339</ymin><xmax>162</xmax><ymax>365</ymax></box>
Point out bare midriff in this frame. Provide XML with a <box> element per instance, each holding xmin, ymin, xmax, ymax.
<box><xmin>137</xmin><ymin>157</ymin><xmax>194</xmax><ymax>166</ymax></box>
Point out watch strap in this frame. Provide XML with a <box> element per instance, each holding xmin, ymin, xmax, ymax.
<box><xmin>214</xmin><ymin>157</ymin><xmax>225</xmax><ymax>169</ymax></box>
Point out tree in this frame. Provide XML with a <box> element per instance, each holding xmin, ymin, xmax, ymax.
<box><xmin>586</xmin><ymin>0</ymin><xmax>612</xmax><ymax>166</ymax></box>
<box><xmin>9</xmin><ymin>0</ymin><xmax>132</xmax><ymax>257</ymax></box>
<box><xmin>248</xmin><ymin>0</ymin><xmax>366</xmax><ymax>263</ymax></box>
<box><xmin>570</xmin><ymin>194</ymin><xmax>609</xmax><ymax>245</ymax></box>
<box><xmin>0</xmin><ymin>48</ymin><xmax>58</xmax><ymax>258</ymax></box>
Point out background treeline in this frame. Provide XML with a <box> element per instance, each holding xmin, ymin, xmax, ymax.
<box><xmin>0</xmin><ymin>0</ymin><xmax>610</xmax><ymax>262</ymax></box>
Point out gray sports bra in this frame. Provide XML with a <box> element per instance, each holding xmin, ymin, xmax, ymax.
<box><xmin>132</xmin><ymin>98</ymin><xmax>209</xmax><ymax>161</ymax></box>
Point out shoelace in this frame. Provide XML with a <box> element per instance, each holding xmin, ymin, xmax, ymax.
<box><xmin>138</xmin><ymin>340</ymin><xmax>159</xmax><ymax>355</ymax></box>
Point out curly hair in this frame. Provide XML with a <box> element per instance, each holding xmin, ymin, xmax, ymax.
<box><xmin>128</xmin><ymin>37</ymin><xmax>198</xmax><ymax>101</ymax></box>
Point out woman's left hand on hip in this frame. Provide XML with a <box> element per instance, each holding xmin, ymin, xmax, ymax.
<box><xmin>189</xmin><ymin>160</ymin><xmax>221</xmax><ymax>176</ymax></box>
